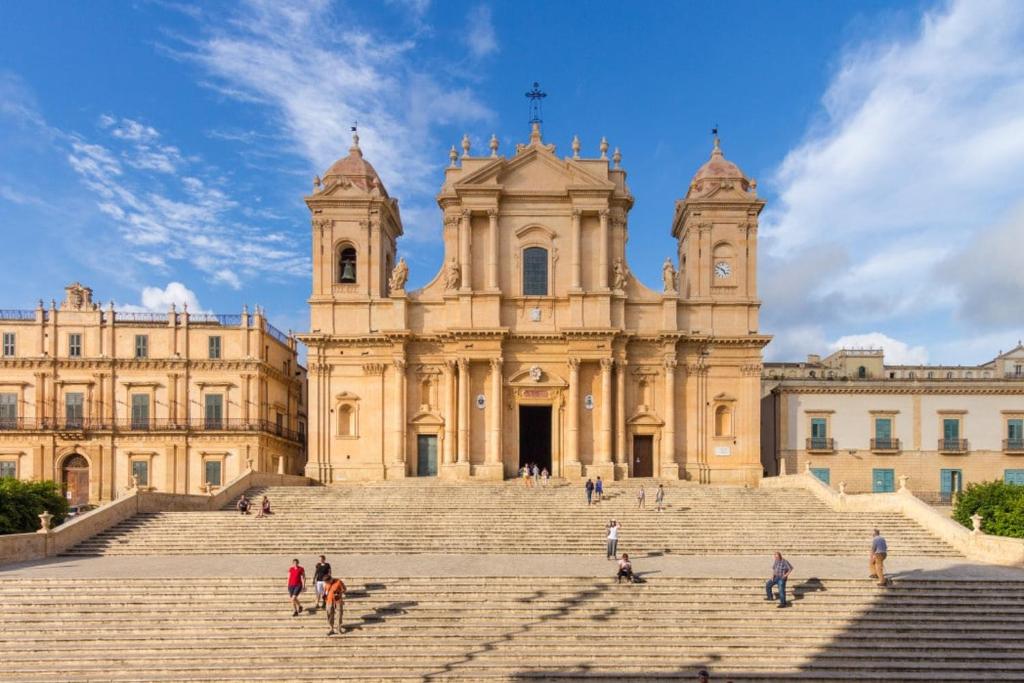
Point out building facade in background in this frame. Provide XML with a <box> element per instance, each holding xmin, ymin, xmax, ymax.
<box><xmin>762</xmin><ymin>346</ymin><xmax>1024</xmax><ymax>499</ymax></box>
<box><xmin>301</xmin><ymin>125</ymin><xmax>768</xmax><ymax>484</ymax></box>
<box><xmin>0</xmin><ymin>283</ymin><xmax>306</xmax><ymax>504</ymax></box>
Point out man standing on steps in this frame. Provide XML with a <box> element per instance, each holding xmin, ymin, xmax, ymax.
<box><xmin>870</xmin><ymin>529</ymin><xmax>889</xmax><ymax>586</ymax></box>
<box><xmin>606</xmin><ymin>519</ymin><xmax>621</xmax><ymax>560</ymax></box>
<box><xmin>765</xmin><ymin>552</ymin><xmax>793</xmax><ymax>608</ymax></box>
<box><xmin>324</xmin><ymin>573</ymin><xmax>347</xmax><ymax>636</ymax></box>
<box><xmin>287</xmin><ymin>558</ymin><xmax>306</xmax><ymax>617</ymax></box>
<box><xmin>655</xmin><ymin>484</ymin><xmax>665</xmax><ymax>512</ymax></box>
<box><xmin>585</xmin><ymin>478</ymin><xmax>595</xmax><ymax>505</ymax></box>
<box><xmin>314</xmin><ymin>555</ymin><xmax>332</xmax><ymax>609</ymax></box>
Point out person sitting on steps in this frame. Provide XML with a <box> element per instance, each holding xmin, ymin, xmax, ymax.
<box><xmin>617</xmin><ymin>553</ymin><xmax>634</xmax><ymax>583</ymax></box>
<box><xmin>256</xmin><ymin>496</ymin><xmax>272</xmax><ymax>518</ymax></box>
<box><xmin>236</xmin><ymin>495</ymin><xmax>251</xmax><ymax>515</ymax></box>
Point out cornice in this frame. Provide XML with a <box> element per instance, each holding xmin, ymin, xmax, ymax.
<box><xmin>771</xmin><ymin>381</ymin><xmax>1024</xmax><ymax>396</ymax></box>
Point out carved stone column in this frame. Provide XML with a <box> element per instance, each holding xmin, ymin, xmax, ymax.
<box><xmin>487</xmin><ymin>358</ymin><xmax>502</xmax><ymax>464</ymax></box>
<box><xmin>392</xmin><ymin>360</ymin><xmax>406</xmax><ymax>467</ymax></box>
<box><xmin>487</xmin><ymin>208</ymin><xmax>499</xmax><ymax>290</ymax></box>
<box><xmin>459</xmin><ymin>210</ymin><xmax>472</xmax><ymax>292</ymax></box>
<box><xmin>566</xmin><ymin>358</ymin><xmax>580</xmax><ymax>468</ymax></box>
<box><xmin>570</xmin><ymin>209</ymin><xmax>582</xmax><ymax>290</ymax></box>
<box><xmin>443</xmin><ymin>361</ymin><xmax>456</xmax><ymax>465</ymax></box>
<box><xmin>599</xmin><ymin>358</ymin><xmax>613</xmax><ymax>463</ymax></box>
<box><xmin>598</xmin><ymin>209</ymin><xmax>609</xmax><ymax>290</ymax></box>
<box><xmin>457</xmin><ymin>358</ymin><xmax>470</xmax><ymax>463</ymax></box>
<box><xmin>663</xmin><ymin>355</ymin><xmax>678</xmax><ymax>477</ymax></box>
<box><xmin>615</xmin><ymin>359</ymin><xmax>627</xmax><ymax>470</ymax></box>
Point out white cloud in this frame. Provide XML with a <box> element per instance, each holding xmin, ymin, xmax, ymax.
<box><xmin>100</xmin><ymin>115</ymin><xmax>160</xmax><ymax>143</ymax></box>
<box><xmin>120</xmin><ymin>282</ymin><xmax>207</xmax><ymax>312</ymax></box>
<box><xmin>465</xmin><ymin>5</ymin><xmax>498</xmax><ymax>58</ymax></box>
<box><xmin>180</xmin><ymin>0</ymin><xmax>492</xmax><ymax>239</ymax></box>
<box><xmin>760</xmin><ymin>0</ymin><xmax>1024</xmax><ymax>358</ymax></box>
<box><xmin>829</xmin><ymin>332</ymin><xmax>929</xmax><ymax>365</ymax></box>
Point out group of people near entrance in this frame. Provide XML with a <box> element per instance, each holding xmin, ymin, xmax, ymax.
<box><xmin>519</xmin><ymin>463</ymin><xmax>550</xmax><ymax>486</ymax></box>
<box><xmin>287</xmin><ymin>555</ymin><xmax>348</xmax><ymax>636</ymax></box>
<box><xmin>235</xmin><ymin>494</ymin><xmax>273</xmax><ymax>518</ymax></box>
<box><xmin>585</xmin><ymin>479</ymin><xmax>666</xmax><ymax>512</ymax></box>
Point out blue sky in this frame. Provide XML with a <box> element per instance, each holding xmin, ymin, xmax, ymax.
<box><xmin>1</xmin><ymin>0</ymin><xmax>1022</xmax><ymax>364</ymax></box>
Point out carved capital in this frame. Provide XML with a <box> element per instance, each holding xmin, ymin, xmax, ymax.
<box><xmin>664</xmin><ymin>355</ymin><xmax>678</xmax><ymax>369</ymax></box>
<box><xmin>567</xmin><ymin>357</ymin><xmax>580</xmax><ymax>371</ymax></box>
<box><xmin>392</xmin><ymin>359</ymin><xmax>407</xmax><ymax>372</ymax></box>
<box><xmin>487</xmin><ymin>208</ymin><xmax>499</xmax><ymax>218</ymax></box>
<box><xmin>571</xmin><ymin>209</ymin><xmax>582</xmax><ymax>219</ymax></box>
<box><xmin>461</xmin><ymin>209</ymin><xmax>471</xmax><ymax>220</ymax></box>
<box><xmin>600</xmin><ymin>358</ymin><xmax>614</xmax><ymax>371</ymax></box>
<box><xmin>598</xmin><ymin>209</ymin><xmax>609</xmax><ymax>219</ymax></box>
<box><xmin>312</xmin><ymin>217</ymin><xmax>331</xmax><ymax>232</ymax></box>
<box><xmin>457</xmin><ymin>357</ymin><xmax>470</xmax><ymax>371</ymax></box>
<box><xmin>362</xmin><ymin>363</ymin><xmax>386</xmax><ymax>376</ymax></box>
<box><xmin>489</xmin><ymin>357</ymin><xmax>503</xmax><ymax>372</ymax></box>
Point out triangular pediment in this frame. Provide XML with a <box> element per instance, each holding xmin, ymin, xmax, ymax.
<box><xmin>456</xmin><ymin>148</ymin><xmax>614</xmax><ymax>193</ymax></box>
<box><xmin>628</xmin><ymin>411</ymin><xmax>664</xmax><ymax>426</ymax></box>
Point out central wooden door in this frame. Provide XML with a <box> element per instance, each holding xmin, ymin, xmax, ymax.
<box><xmin>632</xmin><ymin>435</ymin><xmax>653</xmax><ymax>477</ymax></box>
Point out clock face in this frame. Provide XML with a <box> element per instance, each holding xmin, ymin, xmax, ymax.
<box><xmin>714</xmin><ymin>261</ymin><xmax>732</xmax><ymax>278</ymax></box>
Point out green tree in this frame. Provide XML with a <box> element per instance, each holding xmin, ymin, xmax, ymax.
<box><xmin>0</xmin><ymin>479</ymin><xmax>69</xmax><ymax>535</ymax></box>
<box><xmin>952</xmin><ymin>480</ymin><xmax>1024</xmax><ymax>539</ymax></box>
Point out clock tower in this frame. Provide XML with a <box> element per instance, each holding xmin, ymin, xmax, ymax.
<box><xmin>672</xmin><ymin>134</ymin><xmax>764</xmax><ymax>337</ymax></box>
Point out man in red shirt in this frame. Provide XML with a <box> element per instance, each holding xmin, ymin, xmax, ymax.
<box><xmin>287</xmin><ymin>558</ymin><xmax>306</xmax><ymax>616</ymax></box>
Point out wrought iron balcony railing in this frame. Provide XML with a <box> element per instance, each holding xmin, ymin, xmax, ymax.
<box><xmin>806</xmin><ymin>437</ymin><xmax>835</xmax><ymax>452</ymax></box>
<box><xmin>0</xmin><ymin>417</ymin><xmax>302</xmax><ymax>442</ymax></box>
<box><xmin>1005</xmin><ymin>438</ymin><xmax>1024</xmax><ymax>453</ymax></box>
<box><xmin>938</xmin><ymin>438</ymin><xmax>969</xmax><ymax>453</ymax></box>
<box><xmin>870</xmin><ymin>438</ymin><xmax>901</xmax><ymax>452</ymax></box>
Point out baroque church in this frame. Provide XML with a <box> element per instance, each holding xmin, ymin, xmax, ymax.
<box><xmin>299</xmin><ymin>122</ymin><xmax>768</xmax><ymax>484</ymax></box>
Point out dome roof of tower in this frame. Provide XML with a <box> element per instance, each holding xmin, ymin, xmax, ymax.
<box><xmin>322</xmin><ymin>133</ymin><xmax>388</xmax><ymax>196</ymax></box>
<box><xmin>687</xmin><ymin>137</ymin><xmax>753</xmax><ymax>198</ymax></box>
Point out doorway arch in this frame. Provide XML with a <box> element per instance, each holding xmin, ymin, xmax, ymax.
<box><xmin>61</xmin><ymin>453</ymin><xmax>90</xmax><ymax>507</ymax></box>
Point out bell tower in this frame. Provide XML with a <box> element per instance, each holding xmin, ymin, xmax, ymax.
<box><xmin>672</xmin><ymin>134</ymin><xmax>764</xmax><ymax>336</ymax></box>
<box><xmin>306</xmin><ymin>130</ymin><xmax>403</xmax><ymax>335</ymax></box>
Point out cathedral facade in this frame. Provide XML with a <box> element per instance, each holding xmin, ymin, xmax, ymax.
<box><xmin>300</xmin><ymin>124</ymin><xmax>768</xmax><ymax>484</ymax></box>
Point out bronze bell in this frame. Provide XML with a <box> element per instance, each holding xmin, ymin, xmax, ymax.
<box><xmin>340</xmin><ymin>260</ymin><xmax>356</xmax><ymax>282</ymax></box>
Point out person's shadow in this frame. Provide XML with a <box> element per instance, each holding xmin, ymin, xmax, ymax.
<box><xmin>790</xmin><ymin>577</ymin><xmax>826</xmax><ymax>602</ymax></box>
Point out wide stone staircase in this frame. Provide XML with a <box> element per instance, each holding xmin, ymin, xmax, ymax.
<box><xmin>65</xmin><ymin>481</ymin><xmax>959</xmax><ymax>556</ymax></box>
<box><xmin>2</xmin><ymin>575</ymin><xmax>1023</xmax><ymax>681</ymax></box>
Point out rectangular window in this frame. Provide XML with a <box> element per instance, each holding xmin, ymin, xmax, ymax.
<box><xmin>943</xmin><ymin>418</ymin><xmax>960</xmax><ymax>440</ymax></box>
<box><xmin>522</xmin><ymin>247</ymin><xmax>549</xmax><ymax>296</ymax></box>
<box><xmin>810</xmin><ymin>417</ymin><xmax>828</xmax><ymax>438</ymax></box>
<box><xmin>204</xmin><ymin>460</ymin><xmax>222</xmax><ymax>487</ymax></box>
<box><xmin>0</xmin><ymin>393</ymin><xmax>17</xmax><ymax>428</ymax></box>
<box><xmin>65</xmin><ymin>392</ymin><xmax>84</xmax><ymax>428</ymax></box>
<box><xmin>872</xmin><ymin>468</ymin><xmax>895</xmax><ymax>493</ymax></box>
<box><xmin>134</xmin><ymin>335</ymin><xmax>148</xmax><ymax>359</ymax></box>
<box><xmin>68</xmin><ymin>333</ymin><xmax>82</xmax><ymax>358</ymax></box>
<box><xmin>874</xmin><ymin>418</ymin><xmax>892</xmax><ymax>441</ymax></box>
<box><xmin>131</xmin><ymin>460</ymin><xmax>149</xmax><ymax>487</ymax></box>
<box><xmin>1009</xmin><ymin>419</ymin><xmax>1024</xmax><ymax>441</ymax></box>
<box><xmin>208</xmin><ymin>336</ymin><xmax>221</xmax><ymax>359</ymax></box>
<box><xmin>276</xmin><ymin>412</ymin><xmax>284</xmax><ymax>435</ymax></box>
<box><xmin>1005</xmin><ymin>469</ymin><xmax>1024</xmax><ymax>486</ymax></box>
<box><xmin>204</xmin><ymin>394</ymin><xmax>224</xmax><ymax>429</ymax></box>
<box><xmin>130</xmin><ymin>394</ymin><xmax>150</xmax><ymax>430</ymax></box>
<box><xmin>0</xmin><ymin>461</ymin><xmax>15</xmax><ymax>479</ymax></box>
<box><xmin>2</xmin><ymin>332</ymin><xmax>14</xmax><ymax>357</ymax></box>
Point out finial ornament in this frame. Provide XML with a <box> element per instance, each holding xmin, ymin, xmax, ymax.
<box><xmin>313</xmin><ymin>175</ymin><xmax>321</xmax><ymax>192</ymax></box>
<box><xmin>599</xmin><ymin>137</ymin><xmax>609</xmax><ymax>160</ymax></box>
<box><xmin>711</xmin><ymin>124</ymin><xmax>722</xmax><ymax>156</ymax></box>
<box><xmin>525</xmin><ymin>81</ymin><xmax>547</xmax><ymax>126</ymax></box>
<box><xmin>449</xmin><ymin>145</ymin><xmax>458</xmax><ymax>168</ymax></box>
<box><xmin>530</xmin><ymin>121</ymin><xmax>542</xmax><ymax>145</ymax></box>
<box><xmin>461</xmin><ymin>134</ymin><xmax>471</xmax><ymax>158</ymax></box>
<box><xmin>489</xmin><ymin>134</ymin><xmax>499</xmax><ymax>157</ymax></box>
<box><xmin>350</xmin><ymin>123</ymin><xmax>360</xmax><ymax>153</ymax></box>
<box><xmin>612</xmin><ymin>147</ymin><xmax>622</xmax><ymax>169</ymax></box>
<box><xmin>571</xmin><ymin>135</ymin><xmax>581</xmax><ymax>159</ymax></box>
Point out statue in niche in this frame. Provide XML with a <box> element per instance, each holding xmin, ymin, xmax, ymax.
<box><xmin>444</xmin><ymin>258</ymin><xmax>461</xmax><ymax>290</ymax></box>
<box><xmin>388</xmin><ymin>257</ymin><xmax>409</xmax><ymax>292</ymax></box>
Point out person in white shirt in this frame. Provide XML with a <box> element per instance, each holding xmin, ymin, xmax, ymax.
<box><xmin>606</xmin><ymin>519</ymin><xmax>621</xmax><ymax>559</ymax></box>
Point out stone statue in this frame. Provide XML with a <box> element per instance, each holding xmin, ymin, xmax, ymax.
<box><xmin>444</xmin><ymin>258</ymin><xmax>461</xmax><ymax>290</ymax></box>
<box><xmin>612</xmin><ymin>258</ymin><xmax>630</xmax><ymax>290</ymax></box>
<box><xmin>662</xmin><ymin>258</ymin><xmax>677</xmax><ymax>293</ymax></box>
<box><xmin>388</xmin><ymin>257</ymin><xmax>409</xmax><ymax>292</ymax></box>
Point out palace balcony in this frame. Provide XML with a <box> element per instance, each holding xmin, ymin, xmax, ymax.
<box><xmin>938</xmin><ymin>438</ymin><xmax>969</xmax><ymax>454</ymax></box>
<box><xmin>0</xmin><ymin>417</ymin><xmax>302</xmax><ymax>442</ymax></box>
<box><xmin>1005</xmin><ymin>438</ymin><xmax>1024</xmax><ymax>453</ymax></box>
<box><xmin>870</xmin><ymin>438</ymin><xmax>901</xmax><ymax>453</ymax></box>
<box><xmin>806</xmin><ymin>437</ymin><xmax>835</xmax><ymax>453</ymax></box>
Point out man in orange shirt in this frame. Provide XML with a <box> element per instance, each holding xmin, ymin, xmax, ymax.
<box><xmin>324</xmin><ymin>573</ymin><xmax>347</xmax><ymax>636</ymax></box>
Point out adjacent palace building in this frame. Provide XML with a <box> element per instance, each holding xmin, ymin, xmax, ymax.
<box><xmin>0</xmin><ymin>283</ymin><xmax>306</xmax><ymax>505</ymax></box>
<box><xmin>300</xmin><ymin>125</ymin><xmax>769</xmax><ymax>484</ymax></box>
<box><xmin>762</xmin><ymin>346</ymin><xmax>1024</xmax><ymax>499</ymax></box>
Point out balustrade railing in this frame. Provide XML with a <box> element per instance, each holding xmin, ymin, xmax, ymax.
<box><xmin>806</xmin><ymin>437</ymin><xmax>835</xmax><ymax>452</ymax></box>
<box><xmin>265</xmin><ymin>322</ymin><xmax>289</xmax><ymax>345</ymax></box>
<box><xmin>870</xmin><ymin>438</ymin><xmax>901</xmax><ymax>452</ymax></box>
<box><xmin>0</xmin><ymin>309</ymin><xmax>37</xmax><ymax>320</ymax></box>
<box><xmin>190</xmin><ymin>313</ymin><xmax>243</xmax><ymax>326</ymax></box>
<box><xmin>938</xmin><ymin>438</ymin><xmax>969</xmax><ymax>453</ymax></box>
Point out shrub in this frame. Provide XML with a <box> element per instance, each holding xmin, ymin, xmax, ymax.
<box><xmin>952</xmin><ymin>480</ymin><xmax>1024</xmax><ymax>539</ymax></box>
<box><xmin>0</xmin><ymin>479</ymin><xmax>69</xmax><ymax>535</ymax></box>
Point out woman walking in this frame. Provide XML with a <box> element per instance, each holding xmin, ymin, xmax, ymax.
<box><xmin>636</xmin><ymin>486</ymin><xmax>646</xmax><ymax>510</ymax></box>
<box><xmin>606</xmin><ymin>519</ymin><xmax>621</xmax><ymax>560</ymax></box>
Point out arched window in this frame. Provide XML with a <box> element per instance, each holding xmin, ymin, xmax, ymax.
<box><xmin>522</xmin><ymin>247</ymin><xmax>548</xmax><ymax>296</ymax></box>
<box><xmin>338</xmin><ymin>405</ymin><xmax>353</xmax><ymax>436</ymax></box>
<box><xmin>715</xmin><ymin>405</ymin><xmax>733</xmax><ymax>437</ymax></box>
<box><xmin>338</xmin><ymin>247</ymin><xmax>357</xmax><ymax>283</ymax></box>
<box><xmin>946</xmin><ymin>371</ymin><xmax>953</xmax><ymax>379</ymax></box>
<box><xmin>857</xmin><ymin>366</ymin><xmax>866</xmax><ymax>379</ymax></box>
